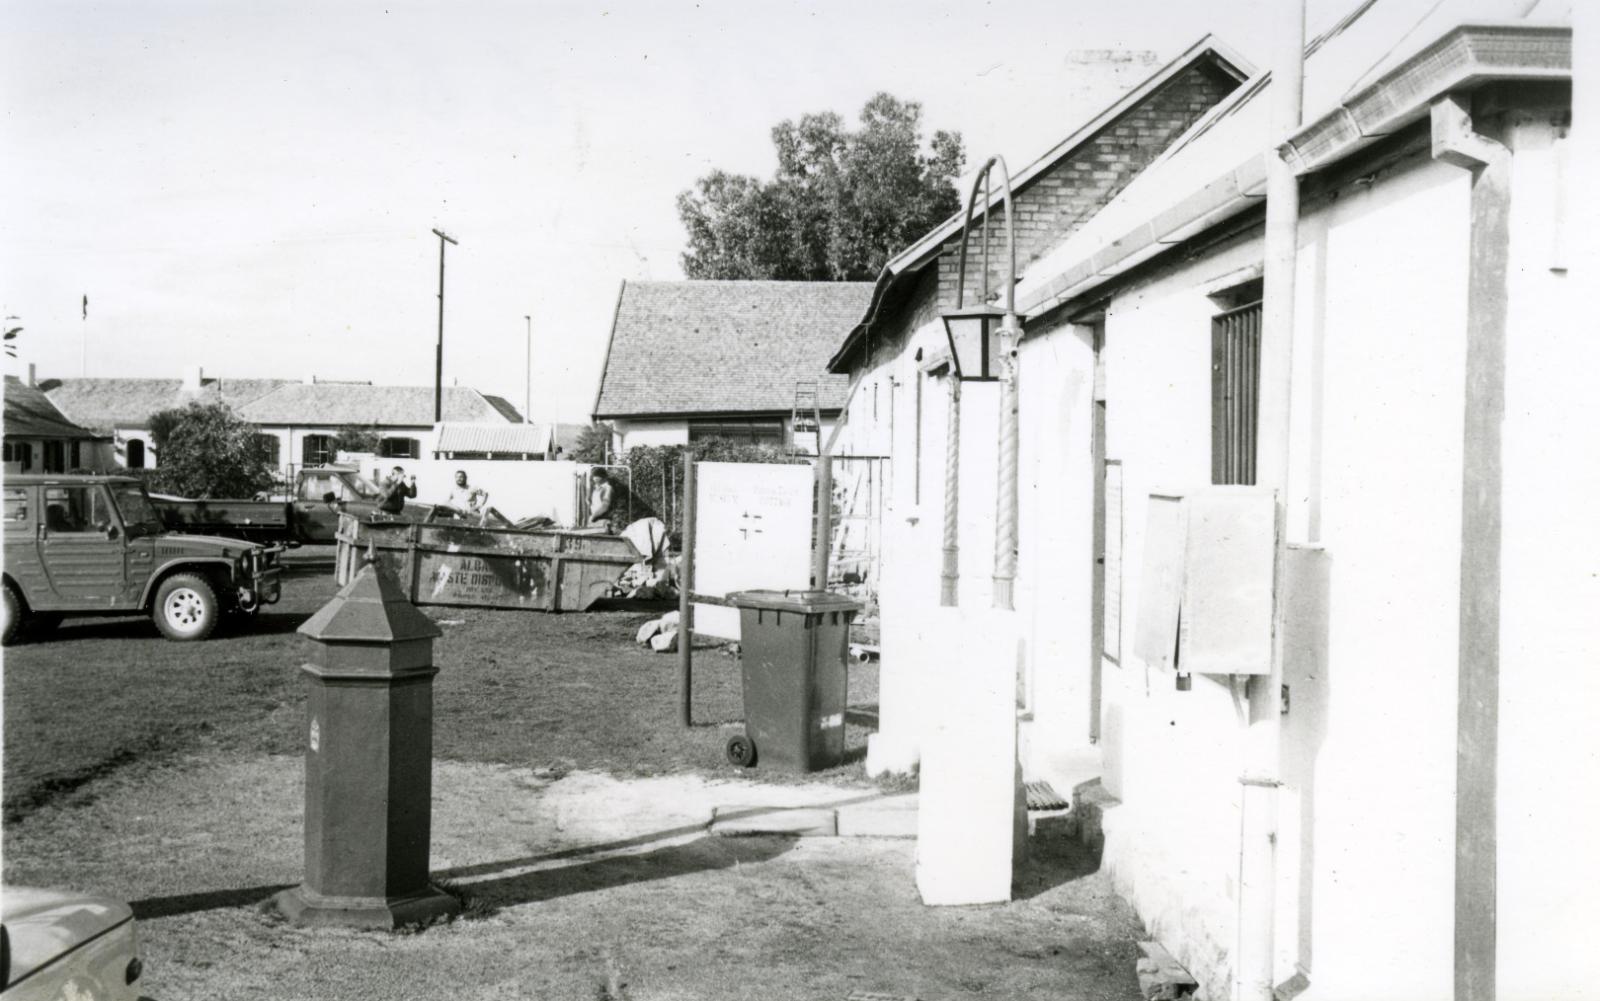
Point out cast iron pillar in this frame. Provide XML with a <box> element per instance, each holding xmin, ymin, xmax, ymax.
<box><xmin>274</xmin><ymin>559</ymin><xmax>459</xmax><ymax>929</ymax></box>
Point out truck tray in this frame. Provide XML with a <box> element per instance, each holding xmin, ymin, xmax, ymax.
<box><xmin>334</xmin><ymin>515</ymin><xmax>643</xmax><ymax>612</ymax></box>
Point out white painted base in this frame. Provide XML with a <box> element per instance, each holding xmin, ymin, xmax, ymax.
<box><xmin>915</xmin><ymin>607</ymin><xmax>1024</xmax><ymax>907</ymax></box>
<box><xmin>864</xmin><ymin>732</ymin><xmax>920</xmax><ymax>778</ymax></box>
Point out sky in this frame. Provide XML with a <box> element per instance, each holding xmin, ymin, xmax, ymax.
<box><xmin>2</xmin><ymin>0</ymin><xmax>1343</xmax><ymax>426</ymax></box>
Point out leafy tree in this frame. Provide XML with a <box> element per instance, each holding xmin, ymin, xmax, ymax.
<box><xmin>146</xmin><ymin>400</ymin><xmax>275</xmax><ymax>499</ymax></box>
<box><xmin>677</xmin><ymin>93</ymin><xmax>964</xmax><ymax>281</ymax></box>
<box><xmin>332</xmin><ymin>424</ymin><xmax>381</xmax><ymax>454</ymax></box>
<box><xmin>573</xmin><ymin>423</ymin><xmax>613</xmax><ymax>465</ymax></box>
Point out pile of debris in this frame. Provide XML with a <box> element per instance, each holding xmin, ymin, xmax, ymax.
<box><xmin>635</xmin><ymin>611</ymin><xmax>681</xmax><ymax>653</ymax></box>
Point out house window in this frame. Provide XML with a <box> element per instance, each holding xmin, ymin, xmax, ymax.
<box><xmin>255</xmin><ymin>434</ymin><xmax>280</xmax><ymax>467</ymax></box>
<box><xmin>42</xmin><ymin>440</ymin><xmax>66</xmax><ymax>474</ymax></box>
<box><xmin>70</xmin><ymin>441</ymin><xmax>81</xmax><ymax>469</ymax></box>
<box><xmin>2</xmin><ymin>442</ymin><xmax>10</xmax><ymax>462</ymax></box>
<box><xmin>379</xmin><ymin>436</ymin><xmax>420</xmax><ymax>459</ymax></box>
<box><xmin>126</xmin><ymin>438</ymin><xmax>146</xmax><ymax>469</ymax></box>
<box><xmin>302</xmin><ymin>434</ymin><xmax>335</xmax><ymax>466</ymax></box>
<box><xmin>1211</xmin><ymin>301</ymin><xmax>1262</xmax><ymax>485</ymax></box>
<box><xmin>14</xmin><ymin>442</ymin><xmax>33</xmax><ymax>472</ymax></box>
<box><xmin>688</xmin><ymin>419</ymin><xmax>785</xmax><ymax>446</ymax></box>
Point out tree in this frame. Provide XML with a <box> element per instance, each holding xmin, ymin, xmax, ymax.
<box><xmin>573</xmin><ymin>423</ymin><xmax>613</xmax><ymax>465</ymax></box>
<box><xmin>146</xmin><ymin>400</ymin><xmax>275</xmax><ymax>499</ymax></box>
<box><xmin>332</xmin><ymin>425</ymin><xmax>381</xmax><ymax>455</ymax></box>
<box><xmin>677</xmin><ymin>93</ymin><xmax>965</xmax><ymax>281</ymax></box>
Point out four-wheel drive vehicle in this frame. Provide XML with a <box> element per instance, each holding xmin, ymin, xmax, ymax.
<box><xmin>154</xmin><ymin>466</ymin><xmax>503</xmax><ymax>545</ymax></box>
<box><xmin>1</xmin><ymin>885</ymin><xmax>144</xmax><ymax>1000</ymax></box>
<box><xmin>1</xmin><ymin>474</ymin><xmax>282</xmax><ymax>644</ymax></box>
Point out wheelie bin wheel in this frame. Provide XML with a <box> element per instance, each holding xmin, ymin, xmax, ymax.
<box><xmin>725</xmin><ymin>734</ymin><xmax>757</xmax><ymax>768</ymax></box>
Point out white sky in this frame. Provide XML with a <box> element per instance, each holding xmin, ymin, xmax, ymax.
<box><xmin>2</xmin><ymin>0</ymin><xmax>1341</xmax><ymax>426</ymax></box>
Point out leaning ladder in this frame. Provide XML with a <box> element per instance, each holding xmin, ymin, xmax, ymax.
<box><xmin>790</xmin><ymin>380</ymin><xmax>823</xmax><ymax>455</ymax></box>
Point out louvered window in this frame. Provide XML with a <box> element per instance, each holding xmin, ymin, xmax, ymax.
<box><xmin>1211</xmin><ymin>302</ymin><xmax>1262</xmax><ymax>485</ymax></box>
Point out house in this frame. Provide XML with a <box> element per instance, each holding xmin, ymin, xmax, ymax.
<box><xmin>44</xmin><ymin>367</ymin><xmax>522</xmax><ymax>476</ymax></box>
<box><xmin>820</xmin><ymin>34</ymin><xmax>1251</xmax><ymax>775</ymax></box>
<box><xmin>834</xmin><ymin>3</ymin><xmax>1589</xmax><ymax>999</ymax></box>
<box><xmin>591</xmin><ymin>280</ymin><xmax>875</xmax><ymax>456</ymax></box>
<box><xmin>236</xmin><ymin>381</ymin><xmax>520</xmax><ymax>471</ymax></box>
<box><xmin>3</xmin><ymin>371</ymin><xmax>115</xmax><ymax>475</ymax></box>
<box><xmin>42</xmin><ymin>367</ymin><xmax>287</xmax><ymax>470</ymax></box>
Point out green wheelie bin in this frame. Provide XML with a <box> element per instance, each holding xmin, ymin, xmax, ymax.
<box><xmin>724</xmin><ymin>589</ymin><xmax>863</xmax><ymax>772</ymax></box>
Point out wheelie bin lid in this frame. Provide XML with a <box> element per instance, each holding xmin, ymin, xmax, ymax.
<box><xmin>726</xmin><ymin>589</ymin><xmax>863</xmax><ymax>615</ymax></box>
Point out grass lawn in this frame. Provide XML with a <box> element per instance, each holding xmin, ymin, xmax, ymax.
<box><xmin>4</xmin><ymin>567</ymin><xmax>881</xmax><ymax>822</ymax></box>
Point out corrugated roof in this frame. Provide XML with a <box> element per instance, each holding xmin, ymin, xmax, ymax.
<box><xmin>593</xmin><ymin>280</ymin><xmax>873</xmax><ymax>419</ymax></box>
<box><xmin>435</xmin><ymin>422</ymin><xmax>552</xmax><ymax>454</ymax></box>
<box><xmin>43</xmin><ymin>376</ymin><xmax>290</xmax><ymax>431</ymax></box>
<box><xmin>4</xmin><ymin>376</ymin><xmax>107</xmax><ymax>440</ymax></box>
<box><xmin>239</xmin><ymin>383</ymin><xmax>513</xmax><ymax>427</ymax></box>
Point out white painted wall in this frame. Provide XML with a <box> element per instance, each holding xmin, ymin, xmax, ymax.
<box><xmin>361</xmin><ymin>455</ymin><xmax>589</xmax><ymax>525</ymax></box>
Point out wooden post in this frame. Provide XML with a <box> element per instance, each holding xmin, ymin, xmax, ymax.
<box><xmin>813</xmin><ymin>454</ymin><xmax>833</xmax><ymax>590</ymax></box>
<box><xmin>677</xmin><ymin>453</ymin><xmax>696</xmax><ymax>729</ymax></box>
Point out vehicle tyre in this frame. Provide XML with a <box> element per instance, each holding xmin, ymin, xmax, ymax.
<box><xmin>1</xmin><ymin>582</ymin><xmax>23</xmax><ymax>646</ymax></box>
<box><xmin>153</xmin><ymin>573</ymin><xmax>220</xmax><ymax>641</ymax></box>
<box><xmin>725</xmin><ymin>734</ymin><xmax>757</xmax><ymax>768</ymax></box>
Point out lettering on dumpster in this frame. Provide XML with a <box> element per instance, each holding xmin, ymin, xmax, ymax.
<box><xmin>420</xmin><ymin>553</ymin><xmax>545</xmax><ymax>607</ymax></box>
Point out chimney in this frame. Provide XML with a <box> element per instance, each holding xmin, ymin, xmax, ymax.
<box><xmin>182</xmin><ymin>365</ymin><xmax>204</xmax><ymax>394</ymax></box>
<box><xmin>27</xmin><ymin>363</ymin><xmax>36</xmax><ymax>387</ymax></box>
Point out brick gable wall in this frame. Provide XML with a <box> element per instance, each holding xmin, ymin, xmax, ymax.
<box><xmin>937</xmin><ymin>59</ymin><xmax>1241</xmax><ymax>308</ymax></box>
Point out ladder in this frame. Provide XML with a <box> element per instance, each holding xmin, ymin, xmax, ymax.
<box><xmin>790</xmin><ymin>381</ymin><xmax>823</xmax><ymax>455</ymax></box>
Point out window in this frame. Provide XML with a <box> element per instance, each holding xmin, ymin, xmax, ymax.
<box><xmin>2</xmin><ymin>442</ymin><xmax>10</xmax><ymax>462</ymax></box>
<box><xmin>688</xmin><ymin>419</ymin><xmax>785</xmax><ymax>446</ymax></box>
<box><xmin>42</xmin><ymin>486</ymin><xmax>114</xmax><ymax>533</ymax></box>
<box><xmin>70</xmin><ymin>441</ymin><xmax>81</xmax><ymax>470</ymax></box>
<box><xmin>379</xmin><ymin>437</ymin><xmax>420</xmax><ymax>459</ymax></box>
<box><xmin>1211</xmin><ymin>302</ymin><xmax>1262</xmax><ymax>485</ymax></box>
<box><xmin>300</xmin><ymin>472</ymin><xmax>340</xmax><ymax>502</ymax></box>
<box><xmin>14</xmin><ymin>442</ymin><xmax>32</xmax><ymax>472</ymax></box>
<box><xmin>43</xmin><ymin>440</ymin><xmax>66</xmax><ymax>474</ymax></box>
<box><xmin>126</xmin><ymin>438</ymin><xmax>146</xmax><ymax>469</ymax></box>
<box><xmin>302</xmin><ymin>434</ymin><xmax>334</xmax><ymax>466</ymax></box>
<box><xmin>255</xmin><ymin>434</ymin><xmax>280</xmax><ymax>467</ymax></box>
<box><xmin>4</xmin><ymin>488</ymin><xmax>28</xmax><ymax>522</ymax></box>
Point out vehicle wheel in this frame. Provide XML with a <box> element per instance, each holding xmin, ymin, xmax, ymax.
<box><xmin>1</xmin><ymin>583</ymin><xmax>23</xmax><ymax>646</ymax></box>
<box><xmin>153</xmin><ymin>573</ymin><xmax>220</xmax><ymax>641</ymax></box>
<box><xmin>725</xmin><ymin>734</ymin><xmax>757</xmax><ymax>768</ymax></box>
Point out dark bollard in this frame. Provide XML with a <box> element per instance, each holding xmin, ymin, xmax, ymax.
<box><xmin>274</xmin><ymin>559</ymin><xmax>460</xmax><ymax>929</ymax></box>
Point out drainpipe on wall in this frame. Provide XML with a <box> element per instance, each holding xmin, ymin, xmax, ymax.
<box><xmin>1237</xmin><ymin>2</ymin><xmax>1303</xmax><ymax>1000</ymax></box>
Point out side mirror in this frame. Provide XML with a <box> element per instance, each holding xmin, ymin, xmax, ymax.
<box><xmin>321</xmin><ymin>491</ymin><xmax>337</xmax><ymax>505</ymax></box>
<box><xmin>105</xmin><ymin>524</ymin><xmax>120</xmax><ymax>539</ymax></box>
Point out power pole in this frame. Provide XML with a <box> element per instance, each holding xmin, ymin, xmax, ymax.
<box><xmin>524</xmin><ymin>314</ymin><xmax>532</xmax><ymax>424</ymax></box>
<box><xmin>431</xmin><ymin>228</ymin><xmax>458</xmax><ymax>423</ymax></box>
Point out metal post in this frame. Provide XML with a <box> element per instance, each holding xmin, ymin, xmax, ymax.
<box><xmin>677</xmin><ymin>452</ymin><xmax>696</xmax><ymax>728</ymax></box>
<box><xmin>814</xmin><ymin>454</ymin><xmax>833</xmax><ymax>589</ymax></box>
<box><xmin>524</xmin><ymin>315</ymin><xmax>532</xmax><ymax>424</ymax></box>
<box><xmin>990</xmin><ymin>158</ymin><xmax>1019</xmax><ymax>612</ymax></box>
<box><xmin>431</xmin><ymin>228</ymin><xmax>458</xmax><ymax>424</ymax></box>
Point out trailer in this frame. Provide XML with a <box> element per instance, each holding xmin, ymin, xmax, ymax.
<box><xmin>334</xmin><ymin>514</ymin><xmax>644</xmax><ymax>612</ymax></box>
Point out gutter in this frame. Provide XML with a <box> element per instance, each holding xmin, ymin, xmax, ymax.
<box><xmin>1019</xmin><ymin>22</ymin><xmax>1573</xmax><ymax>322</ymax></box>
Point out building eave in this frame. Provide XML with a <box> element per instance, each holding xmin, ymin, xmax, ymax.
<box><xmin>1019</xmin><ymin>22</ymin><xmax>1572</xmax><ymax>321</ymax></box>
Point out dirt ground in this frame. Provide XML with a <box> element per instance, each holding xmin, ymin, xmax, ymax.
<box><xmin>3</xmin><ymin>561</ymin><xmax>1146</xmax><ymax>1001</ymax></box>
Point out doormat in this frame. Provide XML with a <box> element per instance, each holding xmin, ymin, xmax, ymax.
<box><xmin>1024</xmin><ymin>780</ymin><xmax>1069</xmax><ymax>811</ymax></box>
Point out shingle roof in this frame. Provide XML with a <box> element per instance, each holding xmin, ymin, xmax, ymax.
<box><xmin>4</xmin><ymin>377</ymin><xmax>107</xmax><ymax>440</ymax></box>
<box><xmin>593</xmin><ymin>280</ymin><xmax>874</xmax><ymax>419</ymax></box>
<box><xmin>43</xmin><ymin>377</ymin><xmax>291</xmax><ymax>431</ymax></box>
<box><xmin>481</xmin><ymin>395</ymin><xmax>525</xmax><ymax>423</ymax></box>
<box><xmin>238</xmin><ymin>383</ymin><xmax>513</xmax><ymax>427</ymax></box>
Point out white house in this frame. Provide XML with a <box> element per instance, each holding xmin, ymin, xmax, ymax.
<box><xmin>830</xmin><ymin>3</ymin><xmax>1593</xmax><ymax>999</ymax></box>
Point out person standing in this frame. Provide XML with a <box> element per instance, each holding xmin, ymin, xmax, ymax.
<box><xmin>377</xmin><ymin>466</ymin><xmax>417</xmax><ymax>516</ymax></box>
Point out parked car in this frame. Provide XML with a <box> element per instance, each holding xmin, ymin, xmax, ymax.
<box><xmin>1</xmin><ymin>474</ymin><xmax>282</xmax><ymax>644</ymax></box>
<box><xmin>152</xmin><ymin>466</ymin><xmax>506</xmax><ymax>545</ymax></box>
<box><xmin>1</xmin><ymin>885</ymin><xmax>143</xmax><ymax>1000</ymax></box>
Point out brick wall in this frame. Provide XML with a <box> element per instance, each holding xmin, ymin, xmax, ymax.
<box><xmin>937</xmin><ymin>59</ymin><xmax>1241</xmax><ymax>309</ymax></box>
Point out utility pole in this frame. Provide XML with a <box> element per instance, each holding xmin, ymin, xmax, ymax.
<box><xmin>431</xmin><ymin>228</ymin><xmax>458</xmax><ymax>423</ymax></box>
<box><xmin>524</xmin><ymin>315</ymin><xmax>532</xmax><ymax>424</ymax></box>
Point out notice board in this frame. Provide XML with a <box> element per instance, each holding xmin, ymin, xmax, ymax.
<box><xmin>693</xmin><ymin>461</ymin><xmax>815</xmax><ymax>640</ymax></box>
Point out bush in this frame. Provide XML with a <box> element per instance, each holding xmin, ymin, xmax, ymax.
<box><xmin>144</xmin><ymin>401</ymin><xmax>275</xmax><ymax>499</ymax></box>
<box><xmin>573</xmin><ymin>423</ymin><xmax>612</xmax><ymax>464</ymax></box>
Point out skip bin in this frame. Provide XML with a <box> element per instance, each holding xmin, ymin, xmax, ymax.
<box><xmin>724</xmin><ymin>589</ymin><xmax>863</xmax><ymax>772</ymax></box>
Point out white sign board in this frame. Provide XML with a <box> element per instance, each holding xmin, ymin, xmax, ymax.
<box><xmin>693</xmin><ymin>461</ymin><xmax>814</xmax><ymax>640</ymax></box>
<box><xmin>1180</xmin><ymin>489</ymin><xmax>1276</xmax><ymax>676</ymax></box>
